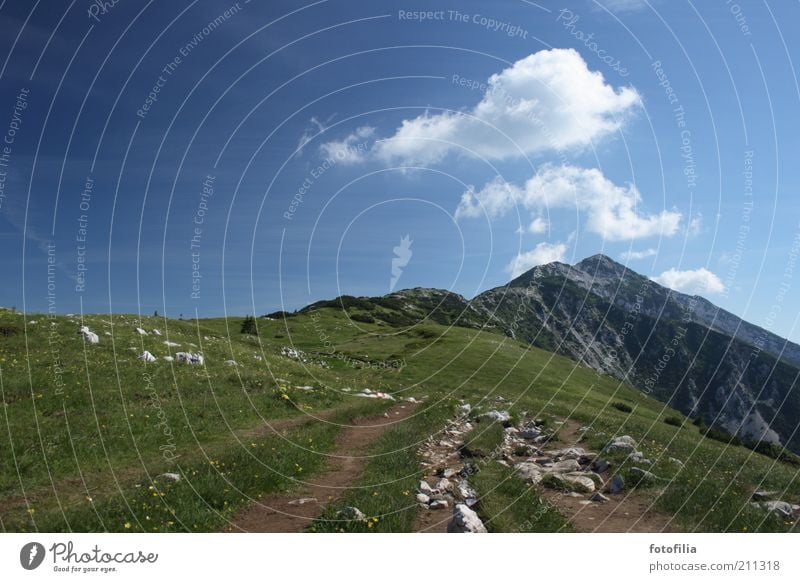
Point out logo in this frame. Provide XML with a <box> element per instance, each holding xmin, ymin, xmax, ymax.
<box><xmin>20</xmin><ymin>542</ymin><xmax>45</xmax><ymax>570</ymax></box>
<box><xmin>390</xmin><ymin>235</ymin><xmax>413</xmax><ymax>292</ymax></box>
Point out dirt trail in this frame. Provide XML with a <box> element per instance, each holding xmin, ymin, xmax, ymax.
<box><xmin>543</xmin><ymin>418</ymin><xmax>677</xmax><ymax>533</ymax></box>
<box><xmin>227</xmin><ymin>402</ymin><xmax>417</xmax><ymax>532</ymax></box>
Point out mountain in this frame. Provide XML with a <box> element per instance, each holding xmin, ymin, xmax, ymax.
<box><xmin>297</xmin><ymin>255</ymin><xmax>800</xmax><ymax>453</ymax></box>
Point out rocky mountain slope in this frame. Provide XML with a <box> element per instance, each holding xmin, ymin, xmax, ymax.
<box><xmin>300</xmin><ymin>255</ymin><xmax>800</xmax><ymax>453</ymax></box>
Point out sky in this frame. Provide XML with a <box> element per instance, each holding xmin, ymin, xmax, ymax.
<box><xmin>1</xmin><ymin>0</ymin><xmax>799</xmax><ymax>342</ymax></box>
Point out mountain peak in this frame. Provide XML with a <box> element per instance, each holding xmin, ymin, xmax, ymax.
<box><xmin>574</xmin><ymin>254</ymin><xmax>629</xmax><ymax>278</ymax></box>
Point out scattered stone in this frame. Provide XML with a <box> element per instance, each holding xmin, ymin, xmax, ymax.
<box><xmin>430</xmin><ymin>499</ymin><xmax>449</xmax><ymax>510</ymax></box>
<box><xmin>418</xmin><ymin>480</ymin><xmax>434</xmax><ymax>495</ymax></box>
<box><xmin>152</xmin><ymin>329</ymin><xmax>162</xmax><ymax>336</ymax></box>
<box><xmin>591</xmin><ymin>458</ymin><xmax>611</xmax><ymax>473</ymax></box>
<box><xmin>163</xmin><ymin>356</ymin><xmax>174</xmax><ymax>362</ymax></box>
<box><xmin>415</xmin><ymin>493</ymin><xmax>430</xmax><ymax>504</ymax></box>
<box><xmin>225</xmin><ymin>359</ymin><xmax>238</xmax><ymax>366</ymax></box>
<box><xmin>604</xmin><ymin>435</ymin><xmax>637</xmax><ymax>453</ymax></box>
<box><xmin>288</xmin><ymin>498</ymin><xmax>317</xmax><ymax>506</ymax></box>
<box><xmin>337</xmin><ymin>506</ymin><xmax>366</xmax><ymax>521</ymax></box>
<box><xmin>563</xmin><ymin>474</ymin><xmax>596</xmax><ymax>493</ymax></box>
<box><xmin>155</xmin><ymin>472</ymin><xmax>181</xmax><ymax>482</ymax></box>
<box><xmin>135</xmin><ymin>327</ymin><xmax>148</xmax><ymax>335</ymax></box>
<box><xmin>629</xmin><ymin>451</ymin><xmax>652</xmax><ymax>465</ymax></box>
<box><xmin>435</xmin><ymin>478</ymin><xmax>453</xmax><ymax>493</ymax></box>
<box><xmin>515</xmin><ymin>462</ymin><xmax>543</xmax><ymax>484</ymax></box>
<box><xmin>629</xmin><ymin>467</ymin><xmax>657</xmax><ymax>486</ymax></box>
<box><xmin>447</xmin><ymin>504</ymin><xmax>487</xmax><ymax>533</ymax></box>
<box><xmin>138</xmin><ymin>351</ymin><xmax>156</xmax><ymax>363</ymax></box>
<box><xmin>759</xmin><ymin>501</ymin><xmax>794</xmax><ymax>519</ymax></box>
<box><xmin>550</xmin><ymin>447</ymin><xmax>587</xmax><ymax>459</ymax></box>
<box><xmin>459</xmin><ymin>403</ymin><xmax>472</xmax><ymax>415</ymax></box>
<box><xmin>668</xmin><ymin>457</ymin><xmax>684</xmax><ymax>467</ymax></box>
<box><xmin>591</xmin><ymin>492</ymin><xmax>610</xmax><ymax>503</ymax></box>
<box><xmin>459</xmin><ymin>463</ymin><xmax>479</xmax><ymax>478</ymax></box>
<box><xmin>442</xmin><ymin>467</ymin><xmax>458</xmax><ymax>479</ymax></box>
<box><xmin>606</xmin><ymin>474</ymin><xmax>625</xmax><ymax>494</ymax></box>
<box><xmin>481</xmin><ymin>410</ymin><xmax>510</xmax><ymax>423</ymax></box>
<box><xmin>550</xmin><ymin>459</ymin><xmax>581</xmax><ymax>473</ymax></box>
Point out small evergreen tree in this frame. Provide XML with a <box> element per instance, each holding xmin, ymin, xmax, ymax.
<box><xmin>240</xmin><ymin>315</ymin><xmax>258</xmax><ymax>335</ymax></box>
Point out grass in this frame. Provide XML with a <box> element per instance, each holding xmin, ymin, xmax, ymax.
<box><xmin>2</xmin><ymin>306</ymin><xmax>800</xmax><ymax>532</ymax></box>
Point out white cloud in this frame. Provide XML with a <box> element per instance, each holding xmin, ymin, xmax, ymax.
<box><xmin>620</xmin><ymin>248</ymin><xmax>657</xmax><ymax>261</ymax></box>
<box><xmin>456</xmin><ymin>165</ymin><xmax>682</xmax><ymax>241</ymax></box>
<box><xmin>688</xmin><ymin>213</ymin><xmax>703</xmax><ymax>236</ymax></box>
<box><xmin>318</xmin><ymin>126</ymin><xmax>375</xmax><ymax>164</ymax></box>
<box><xmin>320</xmin><ymin>48</ymin><xmax>640</xmax><ymax>166</ymax></box>
<box><xmin>507</xmin><ymin>242</ymin><xmax>568</xmax><ymax>277</ymax></box>
<box><xmin>529</xmin><ymin>216</ymin><xmax>549</xmax><ymax>234</ymax></box>
<box><xmin>653</xmin><ymin>268</ymin><xmax>725</xmax><ymax>295</ymax></box>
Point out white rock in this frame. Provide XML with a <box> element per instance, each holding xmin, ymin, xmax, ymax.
<box><xmin>164</xmin><ymin>341</ymin><xmax>180</xmax><ymax>347</ymax></box>
<box><xmin>447</xmin><ymin>504</ymin><xmax>487</xmax><ymax>533</ymax></box>
<box><xmin>550</xmin><ymin>459</ymin><xmax>581</xmax><ymax>473</ymax></box>
<box><xmin>482</xmin><ymin>410</ymin><xmax>510</xmax><ymax>422</ymax></box>
<box><xmin>429</xmin><ymin>499</ymin><xmax>449</xmax><ymax>510</ymax></box>
<box><xmin>604</xmin><ymin>435</ymin><xmax>637</xmax><ymax>453</ymax></box>
<box><xmin>155</xmin><ymin>472</ymin><xmax>181</xmax><ymax>482</ymax></box>
<box><xmin>459</xmin><ymin>403</ymin><xmax>472</xmax><ymax>415</ymax></box>
<box><xmin>416</xmin><ymin>493</ymin><xmax>430</xmax><ymax>504</ymax></box>
<box><xmin>152</xmin><ymin>329</ymin><xmax>162</xmax><ymax>336</ymax></box>
<box><xmin>224</xmin><ymin>359</ymin><xmax>238</xmax><ymax>366</ymax></box>
<box><xmin>562</xmin><ymin>474</ymin><xmax>596</xmax><ymax>493</ymax></box>
<box><xmin>435</xmin><ymin>478</ymin><xmax>453</xmax><ymax>493</ymax></box>
<box><xmin>288</xmin><ymin>497</ymin><xmax>317</xmax><ymax>506</ymax></box>
<box><xmin>163</xmin><ymin>356</ymin><xmax>174</xmax><ymax>362</ymax></box>
<box><xmin>138</xmin><ymin>351</ymin><xmax>156</xmax><ymax>363</ymax></box>
<box><xmin>515</xmin><ymin>462</ymin><xmax>543</xmax><ymax>484</ymax></box>
<box><xmin>337</xmin><ymin>506</ymin><xmax>366</xmax><ymax>521</ymax></box>
<box><xmin>760</xmin><ymin>501</ymin><xmax>794</xmax><ymax>518</ymax></box>
<box><xmin>135</xmin><ymin>327</ymin><xmax>148</xmax><ymax>335</ymax></box>
<box><xmin>418</xmin><ymin>481</ymin><xmax>434</xmax><ymax>495</ymax></box>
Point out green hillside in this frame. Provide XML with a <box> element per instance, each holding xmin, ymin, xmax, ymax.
<box><xmin>0</xmin><ymin>306</ymin><xmax>798</xmax><ymax>533</ymax></box>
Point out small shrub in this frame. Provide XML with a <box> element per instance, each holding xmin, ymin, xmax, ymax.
<box><xmin>664</xmin><ymin>416</ymin><xmax>684</xmax><ymax>427</ymax></box>
<box><xmin>350</xmin><ymin>313</ymin><xmax>375</xmax><ymax>324</ymax></box>
<box><xmin>700</xmin><ymin>425</ymin><xmax>742</xmax><ymax>446</ymax></box>
<box><xmin>240</xmin><ymin>315</ymin><xmax>258</xmax><ymax>335</ymax></box>
<box><xmin>611</xmin><ymin>402</ymin><xmax>633</xmax><ymax>414</ymax></box>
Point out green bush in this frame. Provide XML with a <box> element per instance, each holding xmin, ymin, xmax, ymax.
<box><xmin>612</xmin><ymin>402</ymin><xmax>633</xmax><ymax>414</ymax></box>
<box><xmin>664</xmin><ymin>416</ymin><xmax>684</xmax><ymax>427</ymax></box>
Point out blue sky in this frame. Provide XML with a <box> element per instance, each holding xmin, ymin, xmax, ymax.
<box><xmin>1</xmin><ymin>0</ymin><xmax>799</xmax><ymax>342</ymax></box>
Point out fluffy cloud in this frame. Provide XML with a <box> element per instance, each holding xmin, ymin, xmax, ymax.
<box><xmin>507</xmin><ymin>242</ymin><xmax>568</xmax><ymax>277</ymax></box>
<box><xmin>456</xmin><ymin>165</ymin><xmax>682</xmax><ymax>241</ymax></box>
<box><xmin>529</xmin><ymin>216</ymin><xmax>549</xmax><ymax>234</ymax></box>
<box><xmin>320</xmin><ymin>48</ymin><xmax>640</xmax><ymax>166</ymax></box>
<box><xmin>653</xmin><ymin>268</ymin><xmax>725</xmax><ymax>295</ymax></box>
<box><xmin>319</xmin><ymin>126</ymin><xmax>375</xmax><ymax>164</ymax></box>
<box><xmin>620</xmin><ymin>248</ymin><xmax>657</xmax><ymax>261</ymax></box>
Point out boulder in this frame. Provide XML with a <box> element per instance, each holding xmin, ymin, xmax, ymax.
<box><xmin>515</xmin><ymin>462</ymin><xmax>543</xmax><ymax>484</ymax></box>
<box><xmin>138</xmin><ymin>351</ymin><xmax>156</xmax><ymax>363</ymax></box>
<box><xmin>761</xmin><ymin>501</ymin><xmax>794</xmax><ymax>518</ymax></box>
<box><xmin>82</xmin><ymin>331</ymin><xmax>99</xmax><ymax>344</ymax></box>
<box><xmin>562</xmin><ymin>474</ymin><xmax>596</xmax><ymax>493</ymax></box>
<box><xmin>482</xmin><ymin>410</ymin><xmax>510</xmax><ymax>423</ymax></box>
<box><xmin>155</xmin><ymin>472</ymin><xmax>181</xmax><ymax>482</ymax></box>
<box><xmin>629</xmin><ymin>467</ymin><xmax>657</xmax><ymax>486</ymax></box>
<box><xmin>135</xmin><ymin>327</ymin><xmax>148</xmax><ymax>335</ymax></box>
<box><xmin>606</xmin><ymin>474</ymin><xmax>625</xmax><ymax>494</ymax></box>
<box><xmin>418</xmin><ymin>480</ymin><xmax>434</xmax><ymax>495</ymax></box>
<box><xmin>604</xmin><ymin>435</ymin><xmax>637</xmax><ymax>453</ymax></box>
<box><xmin>435</xmin><ymin>478</ymin><xmax>453</xmax><ymax>493</ymax></box>
<box><xmin>550</xmin><ymin>459</ymin><xmax>581</xmax><ymax>473</ymax></box>
<box><xmin>337</xmin><ymin>506</ymin><xmax>366</xmax><ymax>521</ymax></box>
<box><xmin>416</xmin><ymin>493</ymin><xmax>430</xmax><ymax>504</ymax></box>
<box><xmin>447</xmin><ymin>504</ymin><xmax>487</xmax><ymax>533</ymax></box>
<box><xmin>430</xmin><ymin>499</ymin><xmax>449</xmax><ymax>510</ymax></box>
<box><xmin>629</xmin><ymin>451</ymin><xmax>652</xmax><ymax>465</ymax></box>
<box><xmin>591</xmin><ymin>458</ymin><xmax>611</xmax><ymax>473</ymax></box>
